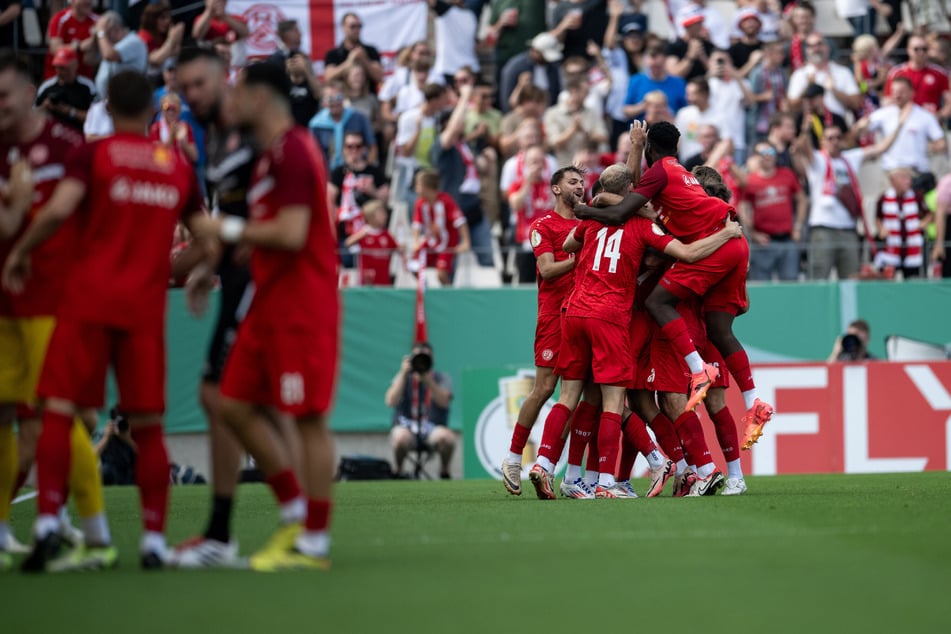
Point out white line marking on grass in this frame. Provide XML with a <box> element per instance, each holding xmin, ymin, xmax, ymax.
<box><xmin>12</xmin><ymin>491</ymin><xmax>37</xmax><ymax>505</ymax></box>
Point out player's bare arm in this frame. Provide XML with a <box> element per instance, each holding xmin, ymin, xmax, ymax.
<box><xmin>663</xmin><ymin>217</ymin><xmax>743</xmax><ymax>263</ymax></box>
<box><xmin>562</xmin><ymin>228</ymin><xmax>583</xmax><ymax>254</ymax></box>
<box><xmin>627</xmin><ymin>121</ymin><xmax>647</xmax><ymax>186</ymax></box>
<box><xmin>863</xmin><ymin>104</ymin><xmax>911</xmax><ymax>160</ymax></box>
<box><xmin>574</xmin><ymin>191</ymin><xmax>649</xmax><ymax>225</ymax></box>
<box><xmin>537</xmin><ymin>250</ymin><xmax>576</xmax><ymax>278</ymax></box>
<box><xmin>591</xmin><ymin>192</ymin><xmax>624</xmax><ymax>208</ymax></box>
<box><xmin>0</xmin><ymin>158</ymin><xmax>34</xmax><ymax>239</ymax></box>
<box><xmin>191</xmin><ymin>206</ymin><xmax>311</xmax><ymax>252</ymax></box>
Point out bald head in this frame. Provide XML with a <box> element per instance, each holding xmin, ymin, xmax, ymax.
<box><xmin>599</xmin><ymin>164</ymin><xmax>633</xmax><ymax>195</ymax></box>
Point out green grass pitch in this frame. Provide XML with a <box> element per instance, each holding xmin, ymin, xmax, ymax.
<box><xmin>2</xmin><ymin>473</ymin><xmax>949</xmax><ymax>633</ymax></box>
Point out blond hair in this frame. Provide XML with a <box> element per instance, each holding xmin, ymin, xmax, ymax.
<box><xmin>362</xmin><ymin>199</ymin><xmax>386</xmax><ymax>221</ymax></box>
<box><xmin>599</xmin><ymin>164</ymin><xmax>633</xmax><ymax>195</ymax></box>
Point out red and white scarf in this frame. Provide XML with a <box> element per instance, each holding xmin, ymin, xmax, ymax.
<box><xmin>457</xmin><ymin>142</ymin><xmax>481</xmax><ymax>194</ymax></box>
<box><xmin>875</xmin><ymin>188</ymin><xmax>924</xmax><ymax>269</ymax></box>
<box><xmin>821</xmin><ymin>151</ymin><xmax>862</xmax><ymax>206</ymax></box>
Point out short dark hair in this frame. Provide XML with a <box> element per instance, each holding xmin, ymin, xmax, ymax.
<box><xmin>793</xmin><ymin>0</ymin><xmax>816</xmax><ymax>15</ymax></box>
<box><xmin>517</xmin><ymin>85</ymin><xmax>547</xmax><ymax>105</ymax></box>
<box><xmin>0</xmin><ymin>50</ymin><xmax>33</xmax><ymax>84</ymax></box>
<box><xmin>687</xmin><ymin>77</ymin><xmax>710</xmax><ymax>96</ymax></box>
<box><xmin>849</xmin><ymin>319</ymin><xmax>870</xmax><ymax>336</ymax></box>
<box><xmin>891</xmin><ymin>75</ymin><xmax>913</xmax><ymax>90</ymax></box>
<box><xmin>243</xmin><ymin>61</ymin><xmax>292</xmax><ymax>104</ymax></box>
<box><xmin>277</xmin><ymin>20</ymin><xmax>298</xmax><ymax>36</ymax></box>
<box><xmin>177</xmin><ymin>45</ymin><xmax>226</xmax><ymax>68</ymax></box>
<box><xmin>107</xmin><ymin>70</ymin><xmax>153</xmax><ymax>118</ymax></box>
<box><xmin>416</xmin><ymin>168</ymin><xmax>441</xmax><ymax>190</ymax></box>
<box><xmin>423</xmin><ymin>83</ymin><xmax>447</xmax><ymax>102</ymax></box>
<box><xmin>551</xmin><ymin>165</ymin><xmax>583</xmax><ymax>189</ymax></box>
<box><xmin>692</xmin><ymin>166</ymin><xmax>731</xmax><ymax>202</ymax></box>
<box><xmin>646</xmin><ymin>121</ymin><xmax>680</xmax><ymax>157</ymax></box>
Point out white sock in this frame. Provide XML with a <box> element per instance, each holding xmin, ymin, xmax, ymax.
<box><xmin>280</xmin><ymin>497</ymin><xmax>306</xmax><ymax>524</ymax></box>
<box><xmin>295</xmin><ymin>531</ymin><xmax>330</xmax><ymax>558</ymax></box>
<box><xmin>697</xmin><ymin>462</ymin><xmax>715</xmax><ymax>479</ymax></box>
<box><xmin>565</xmin><ymin>464</ymin><xmax>581</xmax><ymax>482</ymax></box>
<box><xmin>583</xmin><ymin>471</ymin><xmax>598</xmax><ymax>488</ymax></box>
<box><xmin>646</xmin><ymin>449</ymin><xmax>665</xmax><ymax>470</ymax></box>
<box><xmin>742</xmin><ymin>389</ymin><xmax>758</xmax><ymax>411</ymax></box>
<box><xmin>506</xmin><ymin>451</ymin><xmax>522</xmax><ymax>464</ymax></box>
<box><xmin>727</xmin><ymin>459</ymin><xmax>743</xmax><ymax>479</ymax></box>
<box><xmin>536</xmin><ymin>456</ymin><xmax>554</xmax><ymax>473</ymax></box>
<box><xmin>685</xmin><ymin>352</ymin><xmax>704</xmax><ymax>374</ymax></box>
<box><xmin>82</xmin><ymin>514</ymin><xmax>112</xmax><ymax>547</ymax></box>
<box><xmin>141</xmin><ymin>531</ymin><xmax>166</xmax><ymax>555</ymax></box>
<box><xmin>676</xmin><ymin>459</ymin><xmax>688</xmax><ymax>475</ymax></box>
<box><xmin>34</xmin><ymin>514</ymin><xmax>59</xmax><ymax>539</ymax></box>
<box><xmin>597</xmin><ymin>473</ymin><xmax>616</xmax><ymax>488</ymax></box>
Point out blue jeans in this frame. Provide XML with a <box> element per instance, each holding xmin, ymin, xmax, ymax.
<box><xmin>468</xmin><ymin>217</ymin><xmax>494</xmax><ymax>267</ymax></box>
<box><xmin>848</xmin><ymin>10</ymin><xmax>877</xmax><ymax>37</ymax></box>
<box><xmin>749</xmin><ymin>238</ymin><xmax>801</xmax><ymax>281</ymax></box>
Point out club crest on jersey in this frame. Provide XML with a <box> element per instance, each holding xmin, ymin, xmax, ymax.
<box><xmin>542</xmin><ymin>349</ymin><xmax>553</xmax><ymax>362</ymax></box>
<box><xmin>29</xmin><ymin>144</ymin><xmax>48</xmax><ymax>166</ymax></box>
<box><xmin>530</xmin><ymin>229</ymin><xmax>542</xmax><ymax>248</ymax></box>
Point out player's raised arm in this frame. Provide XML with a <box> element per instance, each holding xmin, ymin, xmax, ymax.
<box><xmin>663</xmin><ymin>218</ymin><xmax>743</xmax><ymax>263</ymax></box>
<box><xmin>574</xmin><ymin>191</ymin><xmax>649</xmax><ymax>225</ymax></box>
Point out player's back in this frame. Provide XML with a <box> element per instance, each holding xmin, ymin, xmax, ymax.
<box><xmin>246</xmin><ymin>126</ymin><xmax>339</xmax><ymax>331</ymax></box>
<box><xmin>648</xmin><ymin>157</ymin><xmax>732</xmax><ymax>243</ymax></box>
<box><xmin>62</xmin><ymin>133</ymin><xmax>201</xmax><ymax>330</ymax></box>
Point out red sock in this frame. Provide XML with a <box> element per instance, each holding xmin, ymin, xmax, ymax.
<box><xmin>567</xmin><ymin>401</ymin><xmax>598</xmax><ymax>465</ymax></box>
<box><xmin>305</xmin><ymin>498</ymin><xmax>332</xmax><ymax>532</ymax></box>
<box><xmin>132</xmin><ymin>423</ymin><xmax>170</xmax><ymax>533</ymax></box>
<box><xmin>35</xmin><ymin>411</ymin><xmax>73</xmax><ymax>516</ymax></box>
<box><xmin>11</xmin><ymin>469</ymin><xmax>29</xmax><ymax>501</ymax></box>
<box><xmin>622</xmin><ymin>413</ymin><xmax>657</xmax><ymax>456</ymax></box>
<box><xmin>508</xmin><ymin>422</ymin><xmax>532</xmax><ymax>455</ymax></box>
<box><xmin>710</xmin><ymin>406</ymin><xmax>740</xmax><ymax>462</ymax></box>
<box><xmin>724</xmin><ymin>350</ymin><xmax>755</xmax><ymax>392</ymax></box>
<box><xmin>266</xmin><ymin>468</ymin><xmax>302</xmax><ymax>505</ymax></box>
<box><xmin>649</xmin><ymin>412</ymin><xmax>684</xmax><ymax>463</ymax></box>
<box><xmin>537</xmin><ymin>403</ymin><xmax>570</xmax><ymax>463</ymax></box>
<box><xmin>618</xmin><ymin>432</ymin><xmax>638</xmax><ymax>481</ymax></box>
<box><xmin>596</xmin><ymin>412</ymin><xmax>622</xmax><ymax>477</ymax></box>
<box><xmin>660</xmin><ymin>318</ymin><xmax>698</xmax><ymax>359</ymax></box>
<box><xmin>673</xmin><ymin>411</ymin><xmax>711</xmax><ymax>467</ymax></box>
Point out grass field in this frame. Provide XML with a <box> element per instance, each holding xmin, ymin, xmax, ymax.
<box><xmin>2</xmin><ymin>473</ymin><xmax>949</xmax><ymax>633</ymax></box>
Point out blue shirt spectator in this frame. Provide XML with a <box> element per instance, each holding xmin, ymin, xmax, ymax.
<box><xmin>308</xmin><ymin>84</ymin><xmax>378</xmax><ymax>170</ymax></box>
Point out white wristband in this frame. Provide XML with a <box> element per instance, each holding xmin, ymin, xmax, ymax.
<box><xmin>219</xmin><ymin>216</ymin><xmax>246</xmax><ymax>243</ymax></box>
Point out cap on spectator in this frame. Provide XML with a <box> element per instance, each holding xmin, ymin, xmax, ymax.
<box><xmin>162</xmin><ymin>57</ymin><xmax>177</xmax><ymax>72</ymax></box>
<box><xmin>736</xmin><ymin>8</ymin><xmax>762</xmax><ymax>26</ymax></box>
<box><xmin>529</xmin><ymin>32</ymin><xmax>564</xmax><ymax>63</ymax></box>
<box><xmin>52</xmin><ymin>47</ymin><xmax>78</xmax><ymax>67</ymax></box>
<box><xmin>803</xmin><ymin>83</ymin><xmax>825</xmax><ymax>99</ymax></box>
<box><xmin>621</xmin><ymin>22</ymin><xmax>644</xmax><ymax>36</ymax></box>
<box><xmin>679</xmin><ymin>5</ymin><xmax>705</xmax><ymax>28</ymax></box>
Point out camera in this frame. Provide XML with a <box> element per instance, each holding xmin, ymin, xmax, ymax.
<box><xmin>840</xmin><ymin>333</ymin><xmax>863</xmax><ymax>360</ymax></box>
<box><xmin>109</xmin><ymin>406</ymin><xmax>130</xmax><ymax>433</ymax></box>
<box><xmin>410</xmin><ymin>348</ymin><xmax>432</xmax><ymax>374</ymax></box>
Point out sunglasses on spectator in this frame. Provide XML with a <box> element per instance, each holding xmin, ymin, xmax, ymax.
<box><xmin>757</xmin><ymin>147</ymin><xmax>777</xmax><ymax>157</ymax></box>
<box><xmin>806</xmin><ymin>41</ymin><xmax>824</xmax><ymax>47</ymax></box>
<box><xmin>163</xmin><ymin>103</ymin><xmax>178</xmax><ymax>111</ymax></box>
<box><xmin>911</xmin><ymin>47</ymin><xmax>928</xmax><ymax>52</ymax></box>
<box><xmin>824</xmin><ymin>133</ymin><xmax>842</xmax><ymax>141</ymax></box>
<box><xmin>347</xmin><ymin>22</ymin><xmax>362</xmax><ymax>29</ymax></box>
<box><xmin>345</xmin><ymin>143</ymin><xmax>364</xmax><ymax>149</ymax></box>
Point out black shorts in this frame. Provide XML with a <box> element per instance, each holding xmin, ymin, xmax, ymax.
<box><xmin>202</xmin><ymin>267</ymin><xmax>253</xmax><ymax>384</ymax></box>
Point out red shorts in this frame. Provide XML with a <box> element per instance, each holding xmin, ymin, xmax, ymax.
<box><xmin>534</xmin><ymin>312</ymin><xmax>562</xmax><ymax>367</ymax></box>
<box><xmin>557</xmin><ymin>315</ymin><xmax>632</xmax><ymax>386</ymax></box>
<box><xmin>37</xmin><ymin>319</ymin><xmax>166</xmax><ymax>413</ymax></box>
<box><xmin>426</xmin><ymin>251</ymin><xmax>455</xmax><ymax>273</ymax></box>
<box><xmin>220</xmin><ymin>323</ymin><xmax>338</xmax><ymax>417</ymax></box>
<box><xmin>645</xmin><ymin>331</ymin><xmax>690</xmax><ymax>395</ymax></box>
<box><xmin>629</xmin><ymin>310</ymin><xmax>655</xmax><ymax>390</ymax></box>
<box><xmin>660</xmin><ymin>236</ymin><xmax>750</xmax><ymax>315</ymax></box>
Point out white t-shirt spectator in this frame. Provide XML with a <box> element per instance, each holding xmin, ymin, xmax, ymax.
<box><xmin>378</xmin><ymin>67</ymin><xmax>443</xmax><ymax>103</ymax></box>
<box><xmin>499</xmin><ymin>152</ymin><xmax>559</xmax><ymax>195</ymax></box>
<box><xmin>835</xmin><ymin>0</ymin><xmax>870</xmax><ymax>20</ymax></box>
<box><xmin>84</xmin><ymin>100</ymin><xmax>113</xmax><ymax>139</ymax></box>
<box><xmin>673</xmin><ymin>3</ymin><xmax>730</xmax><ymax>49</ymax></box>
<box><xmin>395</xmin><ymin>106</ymin><xmax>438</xmax><ymax>168</ymax></box>
<box><xmin>806</xmin><ymin>148</ymin><xmax>865</xmax><ymax>229</ymax></box>
<box><xmin>95</xmin><ymin>31</ymin><xmax>148</xmax><ymax>97</ymax></box>
<box><xmin>729</xmin><ymin>10</ymin><xmax>781</xmax><ymax>43</ymax></box>
<box><xmin>709</xmin><ymin>76</ymin><xmax>749</xmax><ymax>153</ymax></box>
<box><xmin>675</xmin><ymin>104</ymin><xmax>720</xmax><ymax>161</ymax></box>
<box><xmin>393</xmin><ymin>83</ymin><xmax>425</xmax><ymax>118</ymax></box>
<box><xmin>867</xmin><ymin>104</ymin><xmax>944</xmax><ymax>172</ymax></box>
<box><xmin>788</xmin><ymin>62</ymin><xmax>859</xmax><ymax>118</ymax></box>
<box><xmin>433</xmin><ymin>3</ymin><xmax>480</xmax><ymax>76</ymax></box>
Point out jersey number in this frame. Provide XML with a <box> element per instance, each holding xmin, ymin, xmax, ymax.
<box><xmin>592</xmin><ymin>227</ymin><xmax>623</xmax><ymax>274</ymax></box>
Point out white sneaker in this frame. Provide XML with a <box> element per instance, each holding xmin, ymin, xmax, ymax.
<box><xmin>686</xmin><ymin>471</ymin><xmax>725</xmax><ymax>497</ymax></box>
<box><xmin>614</xmin><ymin>480</ymin><xmax>639</xmax><ymax>498</ymax></box>
<box><xmin>721</xmin><ymin>477</ymin><xmax>747</xmax><ymax>496</ymax></box>
<box><xmin>2</xmin><ymin>531</ymin><xmax>31</xmax><ymax>554</ymax></box>
<box><xmin>559</xmin><ymin>477</ymin><xmax>595</xmax><ymax>499</ymax></box>
<box><xmin>168</xmin><ymin>537</ymin><xmax>241</xmax><ymax>569</ymax></box>
<box><xmin>58</xmin><ymin>515</ymin><xmax>84</xmax><ymax>548</ymax></box>
<box><xmin>501</xmin><ymin>459</ymin><xmax>522</xmax><ymax>496</ymax></box>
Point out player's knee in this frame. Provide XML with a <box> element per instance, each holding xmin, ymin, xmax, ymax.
<box><xmin>704</xmin><ymin>388</ymin><xmax>726</xmax><ymax>413</ymax></box>
<box><xmin>535</xmin><ymin>373</ymin><xmax>558</xmax><ymax>399</ymax></box>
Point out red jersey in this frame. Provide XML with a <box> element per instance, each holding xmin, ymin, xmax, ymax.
<box><xmin>45</xmin><ymin>9</ymin><xmax>98</xmax><ymax>79</ymax></box>
<box><xmin>635</xmin><ymin>156</ymin><xmax>733</xmax><ymax>243</ymax></box>
<box><xmin>58</xmin><ymin>134</ymin><xmax>202</xmax><ymax>330</ymax></box>
<box><xmin>740</xmin><ymin>167</ymin><xmax>801</xmax><ymax>235</ymax></box>
<box><xmin>509</xmin><ymin>179</ymin><xmax>554</xmax><ymax>244</ymax></box>
<box><xmin>413</xmin><ymin>192</ymin><xmax>466</xmax><ymax>253</ymax></box>
<box><xmin>148</xmin><ymin>120</ymin><xmax>196</xmax><ymax>161</ymax></box>
<box><xmin>201</xmin><ymin>16</ymin><xmax>247</xmax><ymax>43</ymax></box>
<box><xmin>245</xmin><ymin>127</ymin><xmax>339</xmax><ymax>331</ymax></box>
<box><xmin>0</xmin><ymin>118</ymin><xmax>85</xmax><ymax>316</ymax></box>
<box><xmin>355</xmin><ymin>227</ymin><xmax>397</xmax><ymax>286</ymax></box>
<box><xmin>529</xmin><ymin>211</ymin><xmax>578</xmax><ymax>317</ymax></box>
<box><xmin>566</xmin><ymin>217</ymin><xmax>673</xmax><ymax>322</ymax></box>
<box><xmin>885</xmin><ymin>64</ymin><xmax>949</xmax><ymax>112</ymax></box>
<box><xmin>138</xmin><ymin>29</ymin><xmax>160</xmax><ymax>53</ymax></box>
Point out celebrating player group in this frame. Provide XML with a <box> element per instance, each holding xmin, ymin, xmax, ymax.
<box><xmin>502</xmin><ymin>120</ymin><xmax>774</xmax><ymax>500</ymax></box>
<box><xmin>0</xmin><ymin>49</ymin><xmax>339</xmax><ymax>573</ymax></box>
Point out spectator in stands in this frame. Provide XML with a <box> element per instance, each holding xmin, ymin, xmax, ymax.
<box><xmin>94</xmin><ymin>12</ymin><xmax>148</xmax><ymax>98</ymax></box>
<box><xmin>36</xmin><ymin>47</ymin><xmax>97</xmax><ymax>132</ymax></box>
<box><xmin>561</xmin><ymin>50</ymin><xmax>612</xmax><ymax>122</ymax></box>
<box><xmin>487</xmin><ymin>0</ymin><xmax>547</xmax><ymax>88</ymax></box>
<box><xmin>675</xmin><ymin>77</ymin><xmax>718</xmax><ymax>161</ymax></box>
<box><xmin>765</xmin><ymin>112</ymin><xmax>799</xmax><ymax>172</ymax></box>
<box><xmin>345</xmin><ymin>65</ymin><xmax>382</xmax><ymax>145</ymax></box>
<box><xmin>380</xmin><ymin>42</ymin><xmax>440</xmax><ymax>118</ymax></box>
<box><xmin>835</xmin><ymin>0</ymin><xmax>877</xmax><ymax>37</ymax></box>
<box><xmin>191</xmin><ymin>0</ymin><xmax>249</xmax><ymax>45</ymax></box>
<box><xmin>748</xmin><ymin>40</ymin><xmax>788</xmax><ymax>144</ymax></box>
<box><xmin>323</xmin><ymin>12</ymin><xmax>384</xmax><ymax>89</ymax></box>
<box><xmin>499</xmin><ymin>84</ymin><xmax>547</xmax><ymax>159</ymax></box>
<box><xmin>45</xmin><ymin>0</ymin><xmax>98</xmax><ymax>80</ymax></box>
<box><xmin>642</xmin><ymin>90</ymin><xmax>675</xmax><ymax>126</ymax></box>
<box><xmin>152</xmin><ymin>56</ymin><xmax>206</xmax><ymax>182</ymax></box>
<box><xmin>683</xmin><ymin>123</ymin><xmax>721</xmax><ymax>171</ymax></box>
<box><xmin>851</xmin><ymin>29</ymin><xmax>903</xmax><ymax>109</ymax></box>
<box><xmin>430</xmin><ymin>0</ymin><xmax>480</xmax><ymax>85</ymax></box>
<box><xmin>874</xmin><ymin>167</ymin><xmax>931</xmax><ymax>278</ymax></box>
<box><xmin>150</xmin><ymin>93</ymin><xmax>198</xmax><ymax>164</ymax></box>
<box><xmin>736</xmin><ymin>140</ymin><xmax>807</xmax><ymax>281</ymax></box>
<box><xmin>795</xmin><ymin>84</ymin><xmax>849</xmax><ymax>149</ymax></box>
<box><xmin>788</xmin><ymin>35</ymin><xmax>862</xmax><ymax>119</ymax></box>
<box><xmin>268</xmin><ymin>19</ymin><xmax>304</xmax><ymax>65</ymax></box>
<box><xmin>930</xmin><ymin>173</ymin><xmax>951</xmax><ymax>278</ymax></box>
<box><xmin>666</xmin><ymin>6</ymin><xmax>715</xmax><ymax>81</ymax></box>
<box><xmin>731</xmin><ymin>0</ymin><xmax>780</xmax><ymax>43</ymax></box>
<box><xmin>624</xmin><ymin>44</ymin><xmax>686</xmax><ymax>121</ymax></box>
<box><xmin>287</xmin><ymin>52</ymin><xmax>322</xmax><ymax>127</ymax></box>
<box><xmin>783</xmin><ymin>0</ymin><xmax>819</xmax><ymax>72</ymax></box>
<box><xmin>0</xmin><ymin>1</ymin><xmax>21</xmax><ymax>50</ymax></box>
<box><xmin>675</xmin><ymin>0</ymin><xmax>729</xmax><ymax>49</ymax></box>
<box><xmin>344</xmin><ymin>200</ymin><xmax>398</xmax><ymax>287</ymax></box>
<box><xmin>500</xmin><ymin>119</ymin><xmax>558</xmax><ymax>197</ymax></box>
<box><xmin>828</xmin><ymin>319</ymin><xmax>876</xmax><ymax>362</ymax></box>
<box><xmin>729</xmin><ymin>8</ymin><xmax>764</xmax><ymax>77</ymax></box>
<box><xmin>505</xmin><ymin>143</ymin><xmax>554</xmax><ymax>285</ymax></box>
<box><xmin>603</xmin><ymin>0</ymin><xmax>651</xmax><ymax>141</ymax></box>
<box><xmin>550</xmin><ymin>0</ymin><xmax>608</xmax><ymax>60</ymax></box>
<box><xmin>309</xmin><ymin>81</ymin><xmax>377</xmax><ymax>169</ymax></box>
<box><xmin>499</xmin><ymin>32</ymin><xmax>564</xmax><ymax>113</ymax></box>
<box><xmin>396</xmin><ymin>83</ymin><xmax>448</xmax><ymax>175</ymax></box>
<box><xmin>884</xmin><ymin>34</ymin><xmax>951</xmax><ymax>117</ymax></box>
<box><xmin>708</xmin><ymin>49</ymin><xmax>754</xmax><ymax>163</ymax></box>
<box><xmin>385</xmin><ymin>342</ymin><xmax>456</xmax><ymax>479</ymax></box>
<box><xmin>138</xmin><ymin>1</ymin><xmax>184</xmax><ymax>77</ymax></box>
<box><xmin>464</xmin><ymin>78</ymin><xmax>501</xmax><ymax>154</ymax></box>
<box><xmin>393</xmin><ymin>60</ymin><xmax>434</xmax><ymax>119</ymax></box>
<box><xmin>412</xmin><ymin>169</ymin><xmax>471</xmax><ymax>286</ymax></box>
<box><xmin>83</xmin><ymin>99</ymin><xmax>112</xmax><ymax>141</ymax></box>
<box><xmin>329</xmin><ymin>131</ymin><xmax>389</xmax><ymax>267</ymax></box>
<box><xmin>543</xmin><ymin>76</ymin><xmax>608</xmax><ymax>167</ymax></box>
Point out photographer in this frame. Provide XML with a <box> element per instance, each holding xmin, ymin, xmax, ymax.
<box><xmin>384</xmin><ymin>342</ymin><xmax>455</xmax><ymax>479</ymax></box>
<box><xmin>828</xmin><ymin>319</ymin><xmax>877</xmax><ymax>362</ymax></box>
<box><xmin>94</xmin><ymin>409</ymin><xmax>137</xmax><ymax>486</ymax></box>
<box><xmin>35</xmin><ymin>48</ymin><xmax>97</xmax><ymax>131</ymax></box>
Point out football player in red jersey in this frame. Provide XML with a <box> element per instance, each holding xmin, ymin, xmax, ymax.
<box><xmin>3</xmin><ymin>70</ymin><xmax>208</xmax><ymax>571</ymax></box>
<box><xmin>190</xmin><ymin>62</ymin><xmax>339</xmax><ymax>571</ymax></box>
<box><xmin>576</xmin><ymin>121</ymin><xmax>774</xmax><ymax>453</ymax></box>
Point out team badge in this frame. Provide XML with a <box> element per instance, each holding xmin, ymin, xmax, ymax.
<box><xmin>29</xmin><ymin>144</ymin><xmax>48</xmax><ymax>166</ymax></box>
<box><xmin>542</xmin><ymin>349</ymin><xmax>554</xmax><ymax>362</ymax></box>
<box><xmin>530</xmin><ymin>229</ymin><xmax>542</xmax><ymax>248</ymax></box>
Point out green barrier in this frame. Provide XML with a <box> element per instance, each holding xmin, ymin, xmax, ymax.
<box><xmin>158</xmin><ymin>281</ymin><xmax>951</xmax><ymax>434</ymax></box>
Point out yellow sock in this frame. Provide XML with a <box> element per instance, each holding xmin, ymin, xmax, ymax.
<box><xmin>0</xmin><ymin>424</ymin><xmax>15</xmax><ymax>522</ymax></box>
<box><xmin>69</xmin><ymin>420</ymin><xmax>104</xmax><ymax>518</ymax></box>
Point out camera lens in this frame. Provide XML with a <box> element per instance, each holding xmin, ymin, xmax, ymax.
<box><xmin>411</xmin><ymin>351</ymin><xmax>432</xmax><ymax>373</ymax></box>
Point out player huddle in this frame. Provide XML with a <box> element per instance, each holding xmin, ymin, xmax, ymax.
<box><xmin>501</xmin><ymin>121</ymin><xmax>774</xmax><ymax>500</ymax></box>
<box><xmin>0</xmin><ymin>49</ymin><xmax>339</xmax><ymax>573</ymax></box>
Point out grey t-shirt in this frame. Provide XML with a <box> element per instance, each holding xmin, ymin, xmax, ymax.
<box><xmin>393</xmin><ymin>371</ymin><xmax>452</xmax><ymax>428</ymax></box>
<box><xmin>95</xmin><ymin>31</ymin><xmax>148</xmax><ymax>96</ymax></box>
